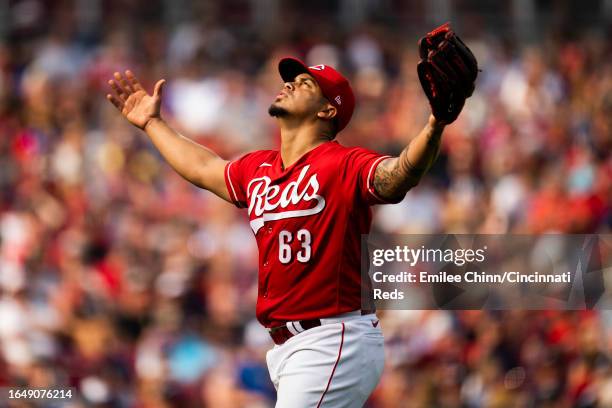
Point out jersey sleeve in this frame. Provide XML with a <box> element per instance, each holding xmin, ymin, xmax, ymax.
<box><xmin>224</xmin><ymin>152</ymin><xmax>255</xmax><ymax>209</ymax></box>
<box><xmin>344</xmin><ymin>147</ymin><xmax>393</xmax><ymax>206</ymax></box>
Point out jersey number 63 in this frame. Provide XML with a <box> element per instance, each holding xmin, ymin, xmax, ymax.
<box><xmin>278</xmin><ymin>229</ymin><xmax>312</xmax><ymax>264</ymax></box>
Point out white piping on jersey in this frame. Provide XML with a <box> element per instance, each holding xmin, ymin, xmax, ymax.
<box><xmin>259</xmin><ymin>162</ymin><xmax>272</xmax><ymax>167</ymax></box>
<box><xmin>366</xmin><ymin>156</ymin><xmax>392</xmax><ymax>203</ymax></box>
<box><xmin>226</xmin><ymin>161</ymin><xmax>241</xmax><ymax>204</ymax></box>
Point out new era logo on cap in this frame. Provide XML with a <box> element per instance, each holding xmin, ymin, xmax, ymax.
<box><xmin>278</xmin><ymin>57</ymin><xmax>355</xmax><ymax>133</ymax></box>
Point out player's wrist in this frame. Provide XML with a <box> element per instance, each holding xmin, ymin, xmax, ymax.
<box><xmin>428</xmin><ymin>114</ymin><xmax>446</xmax><ymax>130</ymax></box>
<box><xmin>144</xmin><ymin>116</ymin><xmax>163</xmax><ymax>132</ymax></box>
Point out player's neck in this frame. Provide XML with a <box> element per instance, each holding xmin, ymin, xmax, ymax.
<box><xmin>278</xmin><ymin>122</ymin><xmax>330</xmax><ymax>169</ymax></box>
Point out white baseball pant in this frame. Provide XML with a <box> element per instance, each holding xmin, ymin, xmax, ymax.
<box><xmin>266</xmin><ymin>312</ymin><xmax>385</xmax><ymax>408</ymax></box>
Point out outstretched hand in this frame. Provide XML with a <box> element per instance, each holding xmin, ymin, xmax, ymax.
<box><xmin>106</xmin><ymin>71</ymin><xmax>166</xmax><ymax>130</ymax></box>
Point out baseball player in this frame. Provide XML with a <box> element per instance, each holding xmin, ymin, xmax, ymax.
<box><xmin>106</xmin><ymin>23</ymin><xmax>477</xmax><ymax>408</ymax></box>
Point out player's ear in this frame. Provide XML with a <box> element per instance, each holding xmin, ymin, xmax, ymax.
<box><xmin>317</xmin><ymin>103</ymin><xmax>337</xmax><ymax>121</ymax></box>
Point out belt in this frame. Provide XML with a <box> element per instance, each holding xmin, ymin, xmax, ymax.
<box><xmin>268</xmin><ymin>310</ymin><xmax>375</xmax><ymax>345</ymax></box>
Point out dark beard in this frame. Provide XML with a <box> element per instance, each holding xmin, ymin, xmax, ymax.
<box><xmin>268</xmin><ymin>104</ymin><xmax>289</xmax><ymax>117</ymax></box>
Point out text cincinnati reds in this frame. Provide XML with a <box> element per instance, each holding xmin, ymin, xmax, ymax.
<box><xmin>372</xmin><ymin>270</ymin><xmax>572</xmax><ymax>283</ymax></box>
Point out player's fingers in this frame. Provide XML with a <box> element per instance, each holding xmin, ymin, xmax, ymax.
<box><xmin>106</xmin><ymin>93</ymin><xmax>123</xmax><ymax>110</ymax></box>
<box><xmin>153</xmin><ymin>79</ymin><xmax>166</xmax><ymax>98</ymax></box>
<box><xmin>108</xmin><ymin>79</ymin><xmax>127</xmax><ymax>102</ymax></box>
<box><xmin>114</xmin><ymin>71</ymin><xmax>133</xmax><ymax>94</ymax></box>
<box><xmin>125</xmin><ymin>70</ymin><xmax>145</xmax><ymax>92</ymax></box>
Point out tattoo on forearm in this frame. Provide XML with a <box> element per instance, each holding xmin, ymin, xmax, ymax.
<box><xmin>373</xmin><ymin>123</ymin><xmax>443</xmax><ymax>202</ymax></box>
<box><xmin>373</xmin><ymin>158</ymin><xmax>411</xmax><ymax>202</ymax></box>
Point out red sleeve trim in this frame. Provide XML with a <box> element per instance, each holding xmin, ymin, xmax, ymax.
<box><xmin>366</xmin><ymin>155</ymin><xmax>393</xmax><ymax>204</ymax></box>
<box><xmin>224</xmin><ymin>161</ymin><xmax>246</xmax><ymax>208</ymax></box>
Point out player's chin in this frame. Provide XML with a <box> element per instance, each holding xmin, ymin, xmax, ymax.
<box><xmin>268</xmin><ymin>102</ymin><xmax>290</xmax><ymax>118</ymax></box>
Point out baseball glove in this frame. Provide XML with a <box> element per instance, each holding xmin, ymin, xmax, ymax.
<box><xmin>417</xmin><ymin>23</ymin><xmax>478</xmax><ymax>124</ymax></box>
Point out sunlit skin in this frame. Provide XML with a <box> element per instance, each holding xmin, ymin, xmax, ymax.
<box><xmin>106</xmin><ymin>69</ymin><xmax>446</xmax><ymax>204</ymax></box>
<box><xmin>268</xmin><ymin>73</ymin><xmax>338</xmax><ymax>169</ymax></box>
<box><xmin>269</xmin><ymin>73</ymin><xmax>336</xmax><ymax>124</ymax></box>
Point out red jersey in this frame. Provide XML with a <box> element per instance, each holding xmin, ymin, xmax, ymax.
<box><xmin>224</xmin><ymin>141</ymin><xmax>390</xmax><ymax>327</ymax></box>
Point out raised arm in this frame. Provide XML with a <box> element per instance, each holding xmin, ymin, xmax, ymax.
<box><xmin>373</xmin><ymin>115</ymin><xmax>445</xmax><ymax>203</ymax></box>
<box><xmin>373</xmin><ymin>23</ymin><xmax>478</xmax><ymax>203</ymax></box>
<box><xmin>106</xmin><ymin>71</ymin><xmax>230</xmax><ymax>202</ymax></box>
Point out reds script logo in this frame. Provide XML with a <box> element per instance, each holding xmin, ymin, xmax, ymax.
<box><xmin>246</xmin><ymin>165</ymin><xmax>325</xmax><ymax>233</ymax></box>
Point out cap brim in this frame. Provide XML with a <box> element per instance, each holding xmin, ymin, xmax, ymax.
<box><xmin>278</xmin><ymin>57</ymin><xmax>310</xmax><ymax>83</ymax></box>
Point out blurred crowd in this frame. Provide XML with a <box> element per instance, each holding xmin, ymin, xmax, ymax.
<box><xmin>0</xmin><ymin>0</ymin><xmax>610</xmax><ymax>407</ymax></box>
